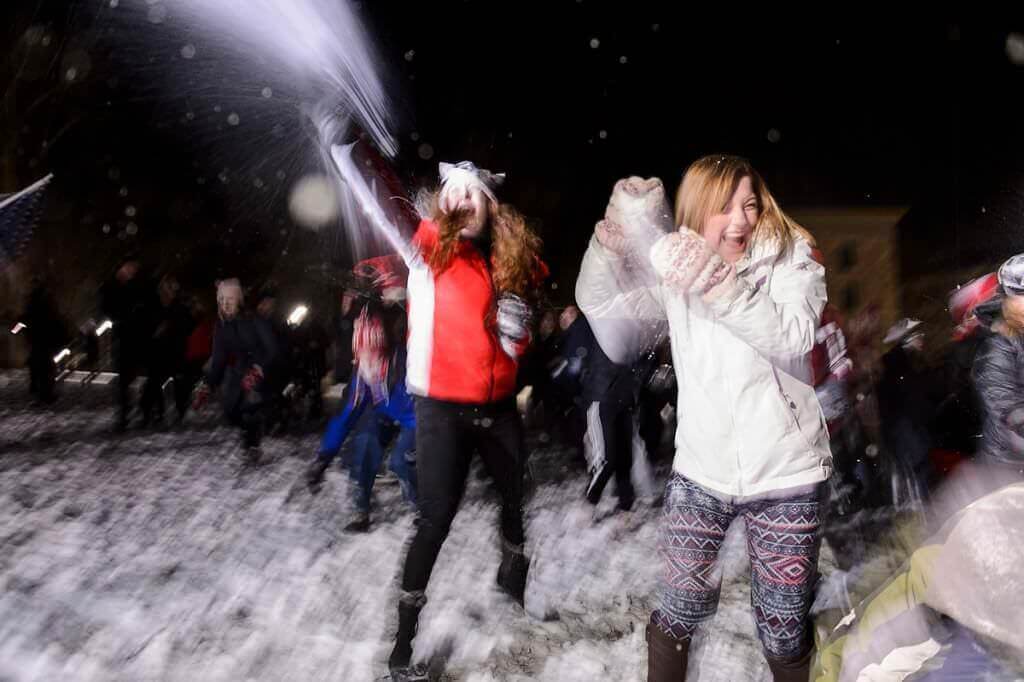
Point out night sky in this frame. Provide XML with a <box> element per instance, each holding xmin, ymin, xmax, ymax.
<box><xmin>4</xmin><ymin>2</ymin><xmax>1024</xmax><ymax>304</ymax></box>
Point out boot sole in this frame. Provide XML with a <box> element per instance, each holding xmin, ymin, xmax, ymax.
<box><xmin>389</xmin><ymin>664</ymin><xmax>429</xmax><ymax>681</ymax></box>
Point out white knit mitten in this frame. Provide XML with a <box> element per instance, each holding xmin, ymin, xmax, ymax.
<box><xmin>650</xmin><ymin>229</ymin><xmax>739</xmax><ymax>301</ymax></box>
<box><xmin>594</xmin><ymin>176</ymin><xmax>673</xmax><ymax>258</ymax></box>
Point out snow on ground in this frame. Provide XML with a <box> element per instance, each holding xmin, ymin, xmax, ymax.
<box><xmin>0</xmin><ymin>375</ymin><xmax>841</xmax><ymax>681</ymax></box>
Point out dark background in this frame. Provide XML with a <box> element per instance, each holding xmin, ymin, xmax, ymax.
<box><xmin>3</xmin><ymin>2</ymin><xmax>1024</xmax><ymax>310</ymax></box>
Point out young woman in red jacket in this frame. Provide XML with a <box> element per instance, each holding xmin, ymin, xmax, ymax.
<box><xmin>388</xmin><ymin>161</ymin><xmax>546</xmax><ymax>680</ymax></box>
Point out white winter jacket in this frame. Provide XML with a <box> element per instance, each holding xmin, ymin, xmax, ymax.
<box><xmin>576</xmin><ymin>232</ymin><xmax>833</xmax><ymax>497</ymax></box>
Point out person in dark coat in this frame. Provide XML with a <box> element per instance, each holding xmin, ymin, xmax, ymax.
<box><xmin>546</xmin><ymin>305</ymin><xmax>596</xmax><ymax>451</ymax></box>
<box><xmin>141</xmin><ymin>275</ymin><xmax>195</xmax><ymax>425</ymax></box>
<box><xmin>254</xmin><ymin>287</ymin><xmax>293</xmax><ymax>431</ymax></box>
<box><xmin>288</xmin><ymin>309</ymin><xmax>330</xmax><ymax>421</ymax></box>
<box><xmin>194</xmin><ymin>279</ymin><xmax>279</xmax><ymax>458</ymax></box>
<box><xmin>878</xmin><ymin>319</ymin><xmax>937</xmax><ymax>504</ymax></box>
<box><xmin>579</xmin><ymin>322</ymin><xmax>654</xmax><ymax>512</ymax></box>
<box><xmin>931</xmin><ymin>273</ymin><xmax>1000</xmax><ymax>470</ymax></box>
<box><xmin>100</xmin><ymin>257</ymin><xmax>157</xmax><ymax>431</ymax></box>
<box><xmin>972</xmin><ymin>254</ymin><xmax>1024</xmax><ymax>478</ymax></box>
<box><xmin>22</xmin><ymin>280</ymin><xmax>66</xmax><ymax>405</ymax></box>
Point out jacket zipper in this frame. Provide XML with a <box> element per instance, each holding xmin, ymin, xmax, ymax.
<box><xmin>715</xmin><ymin>318</ymin><xmax>743</xmax><ymax>495</ymax></box>
<box><xmin>483</xmin><ymin>254</ymin><xmax>498</xmax><ymax>404</ymax></box>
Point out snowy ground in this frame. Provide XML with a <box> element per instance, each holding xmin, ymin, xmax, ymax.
<box><xmin>0</xmin><ymin>374</ymin><xmax>855</xmax><ymax>682</ymax></box>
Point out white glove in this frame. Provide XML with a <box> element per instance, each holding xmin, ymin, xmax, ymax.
<box><xmin>594</xmin><ymin>176</ymin><xmax>673</xmax><ymax>258</ymax></box>
<box><xmin>496</xmin><ymin>294</ymin><xmax>531</xmax><ymax>356</ymax></box>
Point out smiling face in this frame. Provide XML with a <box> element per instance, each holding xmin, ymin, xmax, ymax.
<box><xmin>701</xmin><ymin>175</ymin><xmax>758</xmax><ymax>264</ymax></box>
<box><xmin>675</xmin><ymin>156</ymin><xmax>776</xmax><ymax>264</ymax></box>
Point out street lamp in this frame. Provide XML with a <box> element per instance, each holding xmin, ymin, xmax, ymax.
<box><xmin>288</xmin><ymin>305</ymin><xmax>309</xmax><ymax>326</ymax></box>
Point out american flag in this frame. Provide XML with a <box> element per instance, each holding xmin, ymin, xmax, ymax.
<box><xmin>0</xmin><ymin>173</ymin><xmax>53</xmax><ymax>266</ymax></box>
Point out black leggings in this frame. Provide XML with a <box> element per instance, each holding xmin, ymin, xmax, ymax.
<box><xmin>400</xmin><ymin>397</ymin><xmax>526</xmax><ymax>594</ymax></box>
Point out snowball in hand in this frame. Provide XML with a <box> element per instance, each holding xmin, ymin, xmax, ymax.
<box><xmin>288</xmin><ymin>174</ymin><xmax>339</xmax><ymax>229</ymax></box>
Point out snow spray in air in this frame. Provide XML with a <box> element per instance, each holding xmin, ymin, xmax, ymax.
<box><xmin>165</xmin><ymin>0</ymin><xmax>410</xmax><ymax>253</ymax></box>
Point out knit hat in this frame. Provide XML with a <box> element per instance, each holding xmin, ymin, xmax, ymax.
<box><xmin>438</xmin><ymin>161</ymin><xmax>505</xmax><ymax>214</ymax></box>
<box><xmin>353</xmin><ymin>254</ymin><xmax>408</xmax><ymax>302</ymax></box>
<box><xmin>998</xmin><ymin>253</ymin><xmax>1024</xmax><ymax>296</ymax></box>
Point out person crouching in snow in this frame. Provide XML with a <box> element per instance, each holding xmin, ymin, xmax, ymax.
<box><xmin>386</xmin><ymin>161</ymin><xmax>547</xmax><ymax>681</ymax></box>
<box><xmin>306</xmin><ymin>301</ymin><xmax>417</xmax><ymax>533</ymax></box>
<box><xmin>193</xmin><ymin>279</ymin><xmax>279</xmax><ymax>462</ymax></box>
<box><xmin>578</xmin><ymin>156</ymin><xmax>831</xmax><ymax>682</ymax></box>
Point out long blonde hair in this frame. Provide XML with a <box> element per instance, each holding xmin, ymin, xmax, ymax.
<box><xmin>674</xmin><ymin>155</ymin><xmax>815</xmax><ymax>255</ymax></box>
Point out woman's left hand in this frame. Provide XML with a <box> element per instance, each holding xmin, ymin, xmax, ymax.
<box><xmin>650</xmin><ymin>228</ymin><xmax>734</xmax><ymax>297</ymax></box>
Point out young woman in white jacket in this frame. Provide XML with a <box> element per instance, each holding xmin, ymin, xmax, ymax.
<box><xmin>576</xmin><ymin>155</ymin><xmax>832</xmax><ymax>682</ymax></box>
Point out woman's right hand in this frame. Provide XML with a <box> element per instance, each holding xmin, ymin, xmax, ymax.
<box><xmin>594</xmin><ymin>176</ymin><xmax>673</xmax><ymax>257</ymax></box>
<box><xmin>594</xmin><ymin>218</ymin><xmax>631</xmax><ymax>255</ymax></box>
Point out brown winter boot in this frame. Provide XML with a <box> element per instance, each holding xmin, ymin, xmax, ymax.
<box><xmin>646</xmin><ymin>623</ymin><xmax>689</xmax><ymax>681</ymax></box>
<box><xmin>765</xmin><ymin>648</ymin><xmax>813</xmax><ymax>682</ymax></box>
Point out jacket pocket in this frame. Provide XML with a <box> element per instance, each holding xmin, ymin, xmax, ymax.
<box><xmin>771</xmin><ymin>367</ymin><xmax>827</xmax><ymax>454</ymax></box>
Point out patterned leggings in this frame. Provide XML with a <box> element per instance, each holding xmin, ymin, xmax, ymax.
<box><xmin>651</xmin><ymin>473</ymin><xmax>822</xmax><ymax>660</ymax></box>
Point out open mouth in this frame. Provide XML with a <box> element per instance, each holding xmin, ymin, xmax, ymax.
<box><xmin>723</xmin><ymin>232</ymin><xmax>748</xmax><ymax>250</ymax></box>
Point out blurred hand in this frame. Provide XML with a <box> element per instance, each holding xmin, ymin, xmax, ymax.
<box><xmin>192</xmin><ymin>383</ymin><xmax>211</xmax><ymax>411</ymax></box>
<box><xmin>595</xmin><ymin>176</ymin><xmax>673</xmax><ymax>258</ymax></box>
<box><xmin>242</xmin><ymin>365</ymin><xmax>264</xmax><ymax>392</ymax></box>
<box><xmin>496</xmin><ymin>294</ymin><xmax>531</xmax><ymax>357</ymax></box>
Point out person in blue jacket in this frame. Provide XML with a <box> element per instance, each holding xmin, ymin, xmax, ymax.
<box><xmin>307</xmin><ymin>303</ymin><xmax>416</xmax><ymax>532</ymax></box>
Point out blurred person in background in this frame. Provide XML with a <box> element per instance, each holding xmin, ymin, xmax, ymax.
<box><xmin>193</xmin><ymin>279</ymin><xmax>279</xmax><ymax>461</ymax></box>
<box><xmin>878</xmin><ymin>318</ymin><xmax>936</xmax><ymax>505</ymax></box>
<box><xmin>332</xmin><ymin>284</ymin><xmax>362</xmax><ymax>384</ymax></box>
<box><xmin>306</xmin><ymin>298</ymin><xmax>416</xmax><ymax>532</ymax></box>
<box><xmin>100</xmin><ymin>256</ymin><xmax>157</xmax><ymax>431</ymax></box>
<box><xmin>22</xmin><ymin>278</ymin><xmax>66</xmax><ymax>405</ymax></box>
<box><xmin>182</xmin><ymin>298</ymin><xmax>214</xmax><ymax>411</ymax></box>
<box><xmin>254</xmin><ymin>286</ymin><xmax>293</xmax><ymax>432</ymax></box>
<box><xmin>140</xmin><ymin>275</ymin><xmax>194</xmax><ymax>427</ymax></box>
<box><xmin>972</xmin><ymin>254</ymin><xmax>1024</xmax><ymax>479</ymax></box>
<box><xmin>929</xmin><ymin>273</ymin><xmax>1000</xmax><ymax>476</ymax></box>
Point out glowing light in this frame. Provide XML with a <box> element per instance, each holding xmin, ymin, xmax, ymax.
<box><xmin>288</xmin><ymin>305</ymin><xmax>309</xmax><ymax>326</ymax></box>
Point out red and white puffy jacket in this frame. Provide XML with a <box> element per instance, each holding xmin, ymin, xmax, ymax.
<box><xmin>405</xmin><ymin>219</ymin><xmax>534</xmax><ymax>404</ymax></box>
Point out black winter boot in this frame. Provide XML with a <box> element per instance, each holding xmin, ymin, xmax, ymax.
<box><xmin>344</xmin><ymin>511</ymin><xmax>371</xmax><ymax>533</ymax></box>
<box><xmin>305</xmin><ymin>457</ymin><xmax>329</xmax><ymax>492</ymax></box>
<box><xmin>496</xmin><ymin>538</ymin><xmax>529</xmax><ymax>608</ymax></box>
<box><xmin>765</xmin><ymin>647</ymin><xmax>813</xmax><ymax>682</ymax></box>
<box><xmin>388</xmin><ymin>592</ymin><xmax>426</xmax><ymax>677</ymax></box>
